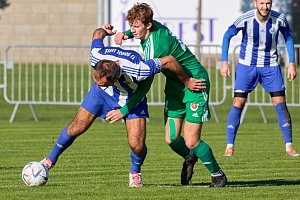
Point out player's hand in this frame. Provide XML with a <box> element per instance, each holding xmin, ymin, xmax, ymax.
<box><xmin>100</xmin><ymin>24</ymin><xmax>117</xmax><ymax>36</ymax></box>
<box><xmin>184</xmin><ymin>78</ymin><xmax>206</xmax><ymax>92</ymax></box>
<box><xmin>106</xmin><ymin>109</ymin><xmax>124</xmax><ymax>124</ymax></box>
<box><xmin>220</xmin><ymin>61</ymin><xmax>231</xmax><ymax>77</ymax></box>
<box><xmin>114</xmin><ymin>32</ymin><xmax>129</xmax><ymax>45</ymax></box>
<box><xmin>287</xmin><ymin>63</ymin><xmax>296</xmax><ymax>81</ymax></box>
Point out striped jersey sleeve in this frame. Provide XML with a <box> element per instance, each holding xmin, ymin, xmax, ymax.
<box><xmin>90</xmin><ymin>38</ymin><xmax>162</xmax><ymax>80</ymax></box>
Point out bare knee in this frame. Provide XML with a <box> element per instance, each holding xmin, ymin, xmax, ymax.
<box><xmin>233</xmin><ymin>97</ymin><xmax>247</xmax><ymax>108</ymax></box>
<box><xmin>128</xmin><ymin>141</ymin><xmax>146</xmax><ymax>155</ymax></box>
<box><xmin>185</xmin><ymin>140</ymin><xmax>198</xmax><ymax>149</ymax></box>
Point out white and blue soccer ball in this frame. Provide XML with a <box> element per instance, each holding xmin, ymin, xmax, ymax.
<box><xmin>21</xmin><ymin>161</ymin><xmax>49</xmax><ymax>186</ymax></box>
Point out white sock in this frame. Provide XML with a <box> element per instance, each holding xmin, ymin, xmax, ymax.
<box><xmin>286</xmin><ymin>142</ymin><xmax>292</xmax><ymax>151</ymax></box>
<box><xmin>226</xmin><ymin>144</ymin><xmax>234</xmax><ymax>149</ymax></box>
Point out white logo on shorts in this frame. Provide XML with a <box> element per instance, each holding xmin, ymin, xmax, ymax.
<box><xmin>192</xmin><ymin>113</ymin><xmax>199</xmax><ymax>118</ymax></box>
<box><xmin>140</xmin><ymin>110</ymin><xmax>146</xmax><ymax>115</ymax></box>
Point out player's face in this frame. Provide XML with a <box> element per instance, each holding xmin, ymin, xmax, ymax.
<box><xmin>254</xmin><ymin>0</ymin><xmax>272</xmax><ymax>20</ymax></box>
<box><xmin>129</xmin><ymin>20</ymin><xmax>152</xmax><ymax>40</ymax></box>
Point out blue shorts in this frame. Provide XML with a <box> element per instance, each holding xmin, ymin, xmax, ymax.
<box><xmin>234</xmin><ymin>63</ymin><xmax>285</xmax><ymax>93</ymax></box>
<box><xmin>81</xmin><ymin>83</ymin><xmax>149</xmax><ymax>120</ymax></box>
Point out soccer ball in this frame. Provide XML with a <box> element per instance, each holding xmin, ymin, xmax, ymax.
<box><xmin>21</xmin><ymin>161</ymin><xmax>49</xmax><ymax>186</ymax></box>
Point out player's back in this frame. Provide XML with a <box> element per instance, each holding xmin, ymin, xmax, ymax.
<box><xmin>90</xmin><ymin>38</ymin><xmax>161</xmax><ymax>106</ymax></box>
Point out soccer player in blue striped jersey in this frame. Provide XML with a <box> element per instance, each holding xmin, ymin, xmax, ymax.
<box><xmin>40</xmin><ymin>24</ymin><xmax>204</xmax><ymax>187</ymax></box>
<box><xmin>221</xmin><ymin>0</ymin><xmax>299</xmax><ymax>157</ymax></box>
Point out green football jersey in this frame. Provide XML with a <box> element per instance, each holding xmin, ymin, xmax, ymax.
<box><xmin>125</xmin><ymin>20</ymin><xmax>207</xmax><ymax>81</ymax></box>
<box><xmin>120</xmin><ymin>20</ymin><xmax>209</xmax><ymax>117</ymax></box>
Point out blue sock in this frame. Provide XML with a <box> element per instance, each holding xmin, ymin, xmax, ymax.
<box><xmin>130</xmin><ymin>148</ymin><xmax>147</xmax><ymax>173</ymax></box>
<box><xmin>274</xmin><ymin>102</ymin><xmax>292</xmax><ymax>143</ymax></box>
<box><xmin>48</xmin><ymin>127</ymin><xmax>76</xmax><ymax>165</ymax></box>
<box><xmin>226</xmin><ymin>106</ymin><xmax>242</xmax><ymax>144</ymax></box>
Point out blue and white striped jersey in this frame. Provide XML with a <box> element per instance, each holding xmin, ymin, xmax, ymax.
<box><xmin>90</xmin><ymin>38</ymin><xmax>162</xmax><ymax>106</ymax></box>
<box><xmin>222</xmin><ymin>9</ymin><xmax>295</xmax><ymax>67</ymax></box>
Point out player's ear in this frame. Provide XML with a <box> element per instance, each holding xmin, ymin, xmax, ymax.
<box><xmin>146</xmin><ymin>22</ymin><xmax>152</xmax><ymax>30</ymax></box>
<box><xmin>114</xmin><ymin>60</ymin><xmax>120</xmax><ymax>66</ymax></box>
<box><xmin>253</xmin><ymin>0</ymin><xmax>257</xmax><ymax>8</ymax></box>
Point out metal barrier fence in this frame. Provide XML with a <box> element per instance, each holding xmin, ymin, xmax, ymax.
<box><xmin>232</xmin><ymin>44</ymin><xmax>300</xmax><ymax>123</ymax></box>
<box><xmin>0</xmin><ymin>50</ymin><xmax>4</xmax><ymax>91</ymax></box>
<box><xmin>3</xmin><ymin>44</ymin><xmax>226</xmax><ymax>122</ymax></box>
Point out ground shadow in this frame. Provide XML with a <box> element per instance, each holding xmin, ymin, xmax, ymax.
<box><xmin>224</xmin><ymin>179</ymin><xmax>300</xmax><ymax>187</ymax></box>
<box><xmin>146</xmin><ymin>179</ymin><xmax>300</xmax><ymax>187</ymax></box>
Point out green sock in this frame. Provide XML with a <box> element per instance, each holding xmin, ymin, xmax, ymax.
<box><xmin>191</xmin><ymin>140</ymin><xmax>220</xmax><ymax>174</ymax></box>
<box><xmin>169</xmin><ymin>136</ymin><xmax>190</xmax><ymax>158</ymax></box>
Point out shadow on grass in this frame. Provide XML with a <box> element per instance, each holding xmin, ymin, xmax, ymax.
<box><xmin>226</xmin><ymin>179</ymin><xmax>300</xmax><ymax>187</ymax></box>
<box><xmin>145</xmin><ymin>182</ymin><xmax>209</xmax><ymax>187</ymax></box>
<box><xmin>146</xmin><ymin>179</ymin><xmax>300</xmax><ymax>187</ymax></box>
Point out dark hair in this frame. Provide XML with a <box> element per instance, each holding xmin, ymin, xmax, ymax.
<box><xmin>94</xmin><ymin>60</ymin><xmax>120</xmax><ymax>83</ymax></box>
<box><xmin>126</xmin><ymin>3</ymin><xmax>153</xmax><ymax>25</ymax></box>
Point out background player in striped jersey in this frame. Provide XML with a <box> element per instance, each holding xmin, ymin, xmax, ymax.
<box><xmin>220</xmin><ymin>0</ymin><xmax>299</xmax><ymax>157</ymax></box>
<box><xmin>41</xmin><ymin>24</ymin><xmax>205</xmax><ymax>187</ymax></box>
<box><xmin>113</xmin><ymin>3</ymin><xmax>227</xmax><ymax>187</ymax></box>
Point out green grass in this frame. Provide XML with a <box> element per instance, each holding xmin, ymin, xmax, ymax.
<box><xmin>0</xmin><ymin>92</ymin><xmax>300</xmax><ymax>200</ymax></box>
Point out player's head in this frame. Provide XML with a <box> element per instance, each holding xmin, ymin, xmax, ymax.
<box><xmin>126</xmin><ymin>3</ymin><xmax>153</xmax><ymax>40</ymax></box>
<box><xmin>254</xmin><ymin>0</ymin><xmax>272</xmax><ymax>19</ymax></box>
<box><xmin>126</xmin><ymin>3</ymin><xmax>153</xmax><ymax>26</ymax></box>
<box><xmin>93</xmin><ymin>60</ymin><xmax>120</xmax><ymax>87</ymax></box>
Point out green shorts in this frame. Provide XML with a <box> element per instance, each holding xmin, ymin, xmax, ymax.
<box><xmin>164</xmin><ymin>75</ymin><xmax>211</xmax><ymax>124</ymax></box>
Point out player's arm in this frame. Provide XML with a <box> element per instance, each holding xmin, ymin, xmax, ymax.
<box><xmin>92</xmin><ymin>24</ymin><xmax>117</xmax><ymax>40</ymax></box>
<box><xmin>220</xmin><ymin>25</ymin><xmax>238</xmax><ymax>77</ymax></box>
<box><xmin>158</xmin><ymin>55</ymin><xmax>205</xmax><ymax>91</ymax></box>
<box><xmin>114</xmin><ymin>30</ymin><xmax>133</xmax><ymax>45</ymax></box>
<box><xmin>106</xmin><ymin>77</ymin><xmax>154</xmax><ymax>123</ymax></box>
<box><xmin>280</xmin><ymin>21</ymin><xmax>296</xmax><ymax>81</ymax></box>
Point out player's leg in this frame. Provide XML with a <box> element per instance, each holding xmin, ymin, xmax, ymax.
<box><xmin>261</xmin><ymin>66</ymin><xmax>299</xmax><ymax>156</ymax></box>
<box><xmin>271</xmin><ymin>93</ymin><xmax>299</xmax><ymax>156</ymax></box>
<box><xmin>125</xmin><ymin>98</ymin><xmax>149</xmax><ymax>187</ymax></box>
<box><xmin>125</xmin><ymin>117</ymin><xmax>147</xmax><ymax>187</ymax></box>
<box><xmin>225</xmin><ymin>64</ymin><xmax>258</xmax><ymax>156</ymax></box>
<box><xmin>164</xmin><ymin>79</ymin><xmax>198</xmax><ymax>185</ymax></box>
<box><xmin>41</xmin><ymin>106</ymin><xmax>97</xmax><ymax>169</ymax></box>
<box><xmin>165</xmin><ymin>117</ymin><xmax>197</xmax><ymax>185</ymax></box>
<box><xmin>165</xmin><ymin>117</ymin><xmax>189</xmax><ymax>157</ymax></box>
<box><xmin>225</xmin><ymin>95</ymin><xmax>247</xmax><ymax>156</ymax></box>
<box><xmin>41</xmin><ymin>83</ymin><xmax>111</xmax><ymax>168</ymax></box>
<box><xmin>184</xmin><ymin>86</ymin><xmax>227</xmax><ymax>187</ymax></box>
<box><xmin>126</xmin><ymin>118</ymin><xmax>147</xmax><ymax>173</ymax></box>
<box><xmin>184</xmin><ymin>121</ymin><xmax>227</xmax><ymax>187</ymax></box>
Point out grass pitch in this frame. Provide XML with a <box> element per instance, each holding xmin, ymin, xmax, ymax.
<box><xmin>0</xmin><ymin>96</ymin><xmax>300</xmax><ymax>200</ymax></box>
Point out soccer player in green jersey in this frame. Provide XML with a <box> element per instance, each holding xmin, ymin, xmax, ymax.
<box><xmin>111</xmin><ymin>3</ymin><xmax>227</xmax><ymax>187</ymax></box>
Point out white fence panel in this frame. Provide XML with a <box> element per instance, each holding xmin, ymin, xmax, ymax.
<box><xmin>4</xmin><ymin>44</ymin><xmax>226</xmax><ymax>122</ymax></box>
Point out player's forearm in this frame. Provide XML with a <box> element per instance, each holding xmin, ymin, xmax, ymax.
<box><xmin>161</xmin><ymin>56</ymin><xmax>190</xmax><ymax>84</ymax></box>
<box><xmin>285</xmin><ymin>36</ymin><xmax>295</xmax><ymax>63</ymax></box>
<box><xmin>92</xmin><ymin>28</ymin><xmax>107</xmax><ymax>40</ymax></box>
<box><xmin>119</xmin><ymin>77</ymin><xmax>154</xmax><ymax>116</ymax></box>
